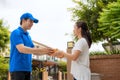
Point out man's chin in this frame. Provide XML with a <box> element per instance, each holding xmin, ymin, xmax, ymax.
<box><xmin>28</xmin><ymin>28</ymin><xmax>31</xmax><ymax>30</ymax></box>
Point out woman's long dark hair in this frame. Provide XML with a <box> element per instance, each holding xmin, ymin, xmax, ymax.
<box><xmin>75</xmin><ymin>21</ymin><xmax>92</xmax><ymax>48</ymax></box>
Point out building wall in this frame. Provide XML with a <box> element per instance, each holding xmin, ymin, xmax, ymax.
<box><xmin>90</xmin><ymin>54</ymin><xmax>120</xmax><ymax>80</ymax></box>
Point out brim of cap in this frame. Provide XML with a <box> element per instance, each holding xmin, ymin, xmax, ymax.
<box><xmin>30</xmin><ymin>17</ymin><xmax>39</xmax><ymax>23</ymax></box>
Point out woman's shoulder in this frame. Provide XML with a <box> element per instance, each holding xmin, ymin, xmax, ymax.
<box><xmin>77</xmin><ymin>38</ymin><xmax>88</xmax><ymax>46</ymax></box>
<box><xmin>78</xmin><ymin>37</ymin><xmax>86</xmax><ymax>42</ymax></box>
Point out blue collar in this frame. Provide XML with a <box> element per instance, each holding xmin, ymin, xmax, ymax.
<box><xmin>18</xmin><ymin>27</ymin><xmax>29</xmax><ymax>35</ymax></box>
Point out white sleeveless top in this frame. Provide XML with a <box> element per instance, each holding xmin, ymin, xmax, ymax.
<box><xmin>71</xmin><ymin>38</ymin><xmax>91</xmax><ymax>80</ymax></box>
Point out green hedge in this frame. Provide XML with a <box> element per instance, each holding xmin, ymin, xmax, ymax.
<box><xmin>0</xmin><ymin>56</ymin><xmax>9</xmax><ymax>80</ymax></box>
<box><xmin>90</xmin><ymin>49</ymin><xmax>120</xmax><ymax>55</ymax></box>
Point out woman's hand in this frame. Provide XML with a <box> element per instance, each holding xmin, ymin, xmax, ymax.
<box><xmin>50</xmin><ymin>49</ymin><xmax>64</xmax><ymax>58</ymax></box>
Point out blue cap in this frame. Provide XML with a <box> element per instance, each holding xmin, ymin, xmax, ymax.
<box><xmin>20</xmin><ymin>13</ymin><xmax>39</xmax><ymax>23</ymax></box>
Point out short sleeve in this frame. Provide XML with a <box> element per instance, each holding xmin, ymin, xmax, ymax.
<box><xmin>10</xmin><ymin>30</ymin><xmax>23</xmax><ymax>46</ymax></box>
<box><xmin>73</xmin><ymin>38</ymin><xmax>86</xmax><ymax>52</ymax></box>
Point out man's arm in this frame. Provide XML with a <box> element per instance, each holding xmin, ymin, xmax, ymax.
<box><xmin>16</xmin><ymin>44</ymin><xmax>53</xmax><ymax>55</ymax></box>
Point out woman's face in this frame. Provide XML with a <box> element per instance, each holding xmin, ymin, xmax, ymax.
<box><xmin>73</xmin><ymin>24</ymin><xmax>80</xmax><ymax>37</ymax></box>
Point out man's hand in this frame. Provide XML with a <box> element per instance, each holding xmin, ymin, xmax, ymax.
<box><xmin>50</xmin><ymin>49</ymin><xmax>64</xmax><ymax>58</ymax></box>
<box><xmin>45</xmin><ymin>48</ymin><xmax>55</xmax><ymax>55</ymax></box>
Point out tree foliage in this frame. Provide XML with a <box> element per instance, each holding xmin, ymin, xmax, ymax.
<box><xmin>0</xmin><ymin>19</ymin><xmax>10</xmax><ymax>51</ymax></box>
<box><xmin>98</xmin><ymin>0</ymin><xmax>120</xmax><ymax>50</ymax></box>
<box><xmin>69</xmin><ymin>0</ymin><xmax>117</xmax><ymax>42</ymax></box>
<box><xmin>98</xmin><ymin>1</ymin><xmax>120</xmax><ymax>42</ymax></box>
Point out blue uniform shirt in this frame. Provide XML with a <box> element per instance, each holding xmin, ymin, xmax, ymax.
<box><xmin>10</xmin><ymin>27</ymin><xmax>34</xmax><ymax>72</ymax></box>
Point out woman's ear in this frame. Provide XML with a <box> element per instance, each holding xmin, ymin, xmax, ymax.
<box><xmin>78</xmin><ymin>27</ymin><xmax>82</xmax><ymax>33</ymax></box>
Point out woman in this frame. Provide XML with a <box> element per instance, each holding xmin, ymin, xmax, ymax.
<box><xmin>53</xmin><ymin>21</ymin><xmax>92</xmax><ymax>80</ymax></box>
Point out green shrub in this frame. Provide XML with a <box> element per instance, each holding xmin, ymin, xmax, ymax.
<box><xmin>0</xmin><ymin>56</ymin><xmax>9</xmax><ymax>80</ymax></box>
<box><xmin>57</xmin><ymin>61</ymin><xmax>67</xmax><ymax>72</ymax></box>
<box><xmin>90</xmin><ymin>49</ymin><xmax>120</xmax><ymax>55</ymax></box>
<box><xmin>108</xmin><ymin>49</ymin><xmax>120</xmax><ymax>55</ymax></box>
<box><xmin>90</xmin><ymin>51</ymin><xmax>107</xmax><ymax>55</ymax></box>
